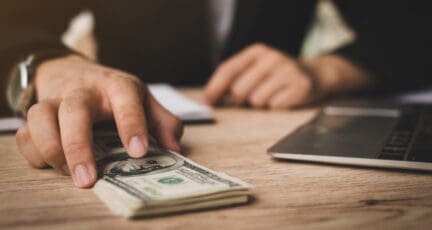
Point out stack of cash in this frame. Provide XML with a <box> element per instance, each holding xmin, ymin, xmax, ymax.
<box><xmin>92</xmin><ymin>130</ymin><xmax>252</xmax><ymax>218</ymax></box>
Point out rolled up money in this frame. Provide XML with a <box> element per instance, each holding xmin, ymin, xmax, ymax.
<box><xmin>92</xmin><ymin>130</ymin><xmax>252</xmax><ymax>218</ymax></box>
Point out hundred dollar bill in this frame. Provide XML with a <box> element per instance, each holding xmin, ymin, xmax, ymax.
<box><xmin>92</xmin><ymin>130</ymin><xmax>252</xmax><ymax>218</ymax></box>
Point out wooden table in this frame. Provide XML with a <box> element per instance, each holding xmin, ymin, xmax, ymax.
<box><xmin>1</xmin><ymin>89</ymin><xmax>432</xmax><ymax>230</ymax></box>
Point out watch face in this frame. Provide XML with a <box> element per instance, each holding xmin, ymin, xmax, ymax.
<box><xmin>6</xmin><ymin>63</ymin><xmax>25</xmax><ymax>110</ymax></box>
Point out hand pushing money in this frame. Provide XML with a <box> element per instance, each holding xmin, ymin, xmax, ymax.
<box><xmin>92</xmin><ymin>129</ymin><xmax>252</xmax><ymax>218</ymax></box>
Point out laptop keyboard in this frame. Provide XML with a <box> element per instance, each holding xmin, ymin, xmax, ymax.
<box><xmin>378</xmin><ymin>108</ymin><xmax>419</xmax><ymax>160</ymax></box>
<box><xmin>407</xmin><ymin>109</ymin><xmax>432</xmax><ymax>162</ymax></box>
<box><xmin>378</xmin><ymin>107</ymin><xmax>432</xmax><ymax>162</ymax></box>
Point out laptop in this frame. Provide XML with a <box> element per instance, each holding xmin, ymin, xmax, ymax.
<box><xmin>268</xmin><ymin>99</ymin><xmax>432</xmax><ymax>171</ymax></box>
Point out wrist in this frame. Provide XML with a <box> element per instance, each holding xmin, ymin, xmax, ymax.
<box><xmin>6</xmin><ymin>49</ymin><xmax>78</xmax><ymax>116</ymax></box>
<box><xmin>300</xmin><ymin>55</ymin><xmax>374</xmax><ymax>98</ymax></box>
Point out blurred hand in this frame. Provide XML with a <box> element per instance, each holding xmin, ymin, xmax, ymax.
<box><xmin>16</xmin><ymin>54</ymin><xmax>183</xmax><ymax>188</ymax></box>
<box><xmin>204</xmin><ymin>43</ymin><xmax>317</xmax><ymax>109</ymax></box>
<box><xmin>204</xmin><ymin>43</ymin><xmax>372</xmax><ymax>109</ymax></box>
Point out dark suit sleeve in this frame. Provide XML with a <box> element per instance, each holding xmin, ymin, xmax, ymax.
<box><xmin>224</xmin><ymin>0</ymin><xmax>317</xmax><ymax>59</ymax></box>
<box><xmin>0</xmin><ymin>1</ymin><xmax>87</xmax><ymax>114</ymax></box>
<box><xmin>333</xmin><ymin>1</ymin><xmax>432</xmax><ymax>93</ymax></box>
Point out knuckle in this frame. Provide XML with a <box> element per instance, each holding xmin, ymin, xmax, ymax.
<box><xmin>62</xmin><ymin>88</ymin><xmax>93</xmax><ymax>105</ymax></box>
<box><xmin>122</xmin><ymin>75</ymin><xmax>142</xmax><ymax>88</ymax></box>
<box><xmin>67</xmin><ymin>87</ymin><xmax>94</xmax><ymax>98</ymax></box>
<box><xmin>115</xmin><ymin>111</ymin><xmax>146</xmax><ymax>134</ymax></box>
<box><xmin>107</xmin><ymin>75</ymin><xmax>145</xmax><ymax>97</ymax></box>
<box><xmin>269</xmin><ymin>101</ymin><xmax>285</xmax><ymax>110</ymax></box>
<box><xmin>117</xmin><ymin>109</ymin><xmax>144</xmax><ymax>123</ymax></box>
<box><xmin>100</xmin><ymin>69</ymin><xmax>125</xmax><ymax>81</ymax></box>
<box><xmin>16</xmin><ymin>126</ymin><xmax>29</xmax><ymax>142</ymax></box>
<box><xmin>111</xmin><ymin>75</ymin><xmax>140</xmax><ymax>89</ymax></box>
<box><xmin>27</xmin><ymin>103</ymin><xmax>51</xmax><ymax>119</ymax></box>
<box><xmin>63</xmin><ymin>81</ymin><xmax>88</xmax><ymax>96</ymax></box>
<box><xmin>231</xmin><ymin>83</ymin><xmax>246</xmax><ymax>99</ymax></box>
<box><xmin>249</xmin><ymin>95</ymin><xmax>265</xmax><ymax>107</ymax></box>
<box><xmin>100</xmin><ymin>69</ymin><xmax>117</xmax><ymax>79</ymax></box>
<box><xmin>59</xmin><ymin>98</ymin><xmax>83</xmax><ymax>115</ymax></box>
<box><xmin>60</xmin><ymin>89</ymin><xmax>94</xmax><ymax>113</ymax></box>
<box><xmin>39</xmin><ymin>144</ymin><xmax>63</xmax><ymax>165</ymax></box>
<box><xmin>63</xmin><ymin>140</ymin><xmax>88</xmax><ymax>155</ymax></box>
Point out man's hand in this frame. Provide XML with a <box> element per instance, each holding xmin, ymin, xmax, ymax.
<box><xmin>204</xmin><ymin>43</ymin><xmax>372</xmax><ymax>109</ymax></box>
<box><xmin>16</xmin><ymin>54</ymin><xmax>183</xmax><ymax>188</ymax></box>
<box><xmin>204</xmin><ymin>43</ymin><xmax>316</xmax><ymax>109</ymax></box>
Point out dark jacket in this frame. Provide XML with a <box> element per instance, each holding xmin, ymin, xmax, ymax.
<box><xmin>1</xmin><ymin>0</ymin><xmax>431</xmax><ymax>114</ymax></box>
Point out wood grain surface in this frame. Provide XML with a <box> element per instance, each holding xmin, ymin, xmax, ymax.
<box><xmin>1</xmin><ymin>89</ymin><xmax>431</xmax><ymax>230</ymax></box>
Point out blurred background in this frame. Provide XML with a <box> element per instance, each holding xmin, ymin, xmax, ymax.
<box><xmin>63</xmin><ymin>0</ymin><xmax>354</xmax><ymax>62</ymax></box>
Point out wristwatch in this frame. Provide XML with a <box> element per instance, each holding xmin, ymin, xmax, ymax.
<box><xmin>7</xmin><ymin>54</ymin><xmax>37</xmax><ymax>116</ymax></box>
<box><xmin>6</xmin><ymin>50</ymin><xmax>74</xmax><ymax>116</ymax></box>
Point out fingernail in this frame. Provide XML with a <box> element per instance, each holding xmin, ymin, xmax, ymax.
<box><xmin>128</xmin><ymin>135</ymin><xmax>147</xmax><ymax>158</ymax></box>
<box><xmin>73</xmin><ymin>164</ymin><xmax>94</xmax><ymax>188</ymax></box>
<box><xmin>61</xmin><ymin>164</ymin><xmax>70</xmax><ymax>176</ymax></box>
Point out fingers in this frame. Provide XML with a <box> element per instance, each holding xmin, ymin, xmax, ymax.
<box><xmin>16</xmin><ymin>125</ymin><xmax>48</xmax><ymax>169</ymax></box>
<box><xmin>17</xmin><ymin>89</ymin><xmax>101</xmax><ymax>188</ymax></box>
<box><xmin>146</xmin><ymin>92</ymin><xmax>183</xmax><ymax>152</ymax></box>
<box><xmin>58</xmin><ymin>89</ymin><xmax>97</xmax><ymax>188</ymax></box>
<box><xmin>104</xmin><ymin>75</ymin><xmax>149</xmax><ymax>158</ymax></box>
<box><xmin>267</xmin><ymin>76</ymin><xmax>313</xmax><ymax>109</ymax></box>
<box><xmin>205</xmin><ymin>42</ymin><xmax>317</xmax><ymax>109</ymax></box>
<box><xmin>248</xmin><ymin>73</ymin><xmax>288</xmax><ymax>108</ymax></box>
<box><xmin>103</xmin><ymin>74</ymin><xmax>183</xmax><ymax>154</ymax></box>
<box><xmin>229</xmin><ymin>51</ymin><xmax>286</xmax><ymax>105</ymax></box>
<box><xmin>204</xmin><ymin>43</ymin><xmax>307</xmax><ymax>108</ymax></box>
<box><xmin>254</xmin><ymin>64</ymin><xmax>313</xmax><ymax>109</ymax></box>
<box><xmin>204</xmin><ymin>43</ymin><xmax>268</xmax><ymax>104</ymax></box>
<box><xmin>21</xmin><ymin>55</ymin><xmax>183</xmax><ymax>189</ymax></box>
<box><xmin>26</xmin><ymin>100</ymin><xmax>69</xmax><ymax>175</ymax></box>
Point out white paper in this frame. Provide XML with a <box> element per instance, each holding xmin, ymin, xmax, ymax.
<box><xmin>148</xmin><ymin>84</ymin><xmax>213</xmax><ymax>122</ymax></box>
<box><xmin>0</xmin><ymin>84</ymin><xmax>211</xmax><ymax>133</ymax></box>
<box><xmin>0</xmin><ymin>117</ymin><xmax>25</xmax><ymax>132</ymax></box>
